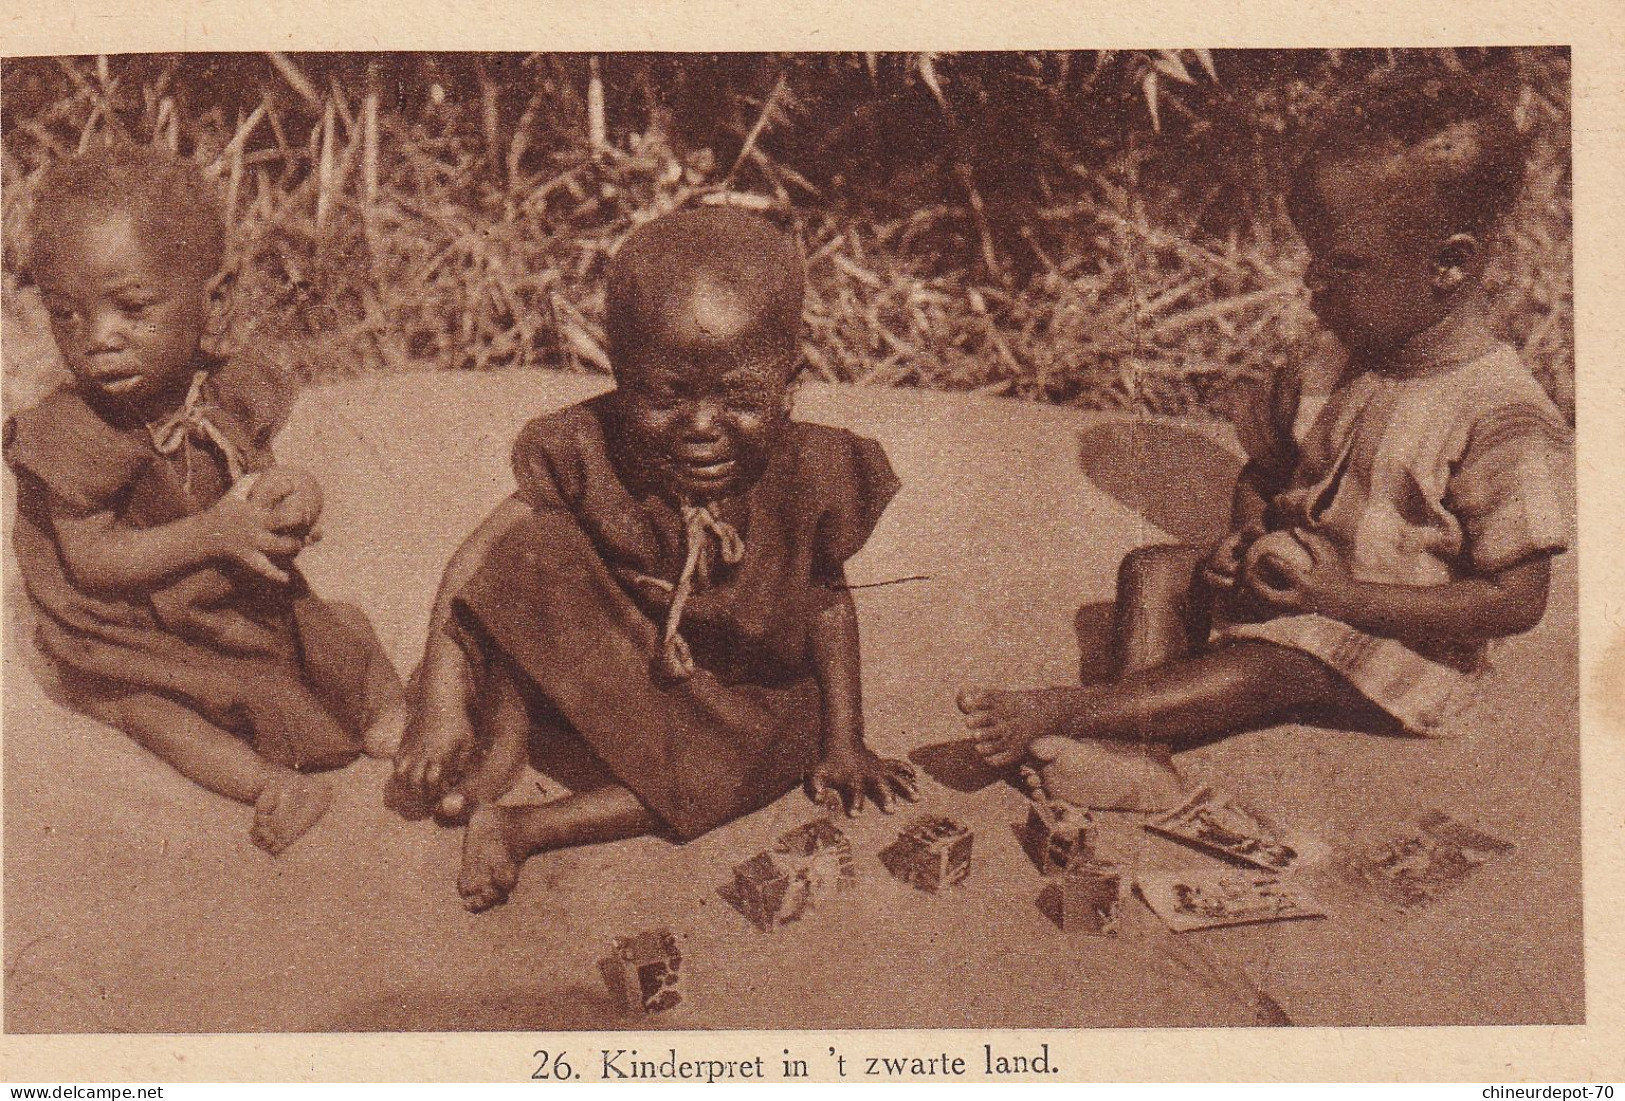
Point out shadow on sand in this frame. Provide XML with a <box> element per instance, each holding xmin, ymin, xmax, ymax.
<box><xmin>324</xmin><ymin>981</ymin><xmax>670</xmax><ymax>1033</ymax></box>
<box><xmin>1075</xmin><ymin>419</ymin><xmax>1242</xmax><ymax>547</ymax></box>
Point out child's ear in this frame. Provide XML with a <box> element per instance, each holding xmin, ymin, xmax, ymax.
<box><xmin>200</xmin><ymin>266</ymin><xmax>238</xmax><ymax>357</ymax></box>
<box><xmin>781</xmin><ymin>363</ymin><xmax>804</xmax><ymax>416</ymax></box>
<box><xmin>1431</xmin><ymin>233</ymin><xmax>1480</xmax><ymax>295</ymax></box>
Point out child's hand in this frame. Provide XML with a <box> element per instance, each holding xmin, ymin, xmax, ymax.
<box><xmin>203</xmin><ymin>482</ymin><xmax>306</xmax><ymax>583</ymax></box>
<box><xmin>1200</xmin><ymin>527</ymin><xmax>1262</xmax><ymax>590</ymax></box>
<box><xmin>246</xmin><ymin>466</ymin><xmax>325</xmax><ymax>542</ymax></box>
<box><xmin>806</xmin><ymin>746</ymin><xmax>919</xmax><ymax>816</ymax></box>
<box><xmin>1243</xmin><ymin>530</ymin><xmax>1351</xmax><ymax>614</ymax></box>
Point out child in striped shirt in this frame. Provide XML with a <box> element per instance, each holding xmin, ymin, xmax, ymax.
<box><xmin>958</xmin><ymin>74</ymin><xmax>1571</xmax><ymax>809</ymax></box>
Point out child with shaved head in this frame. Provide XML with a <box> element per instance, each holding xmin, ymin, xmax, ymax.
<box><xmin>960</xmin><ymin>73</ymin><xmax>1571</xmax><ymax>808</ymax></box>
<box><xmin>397</xmin><ymin>207</ymin><xmax>917</xmax><ymax>910</ymax></box>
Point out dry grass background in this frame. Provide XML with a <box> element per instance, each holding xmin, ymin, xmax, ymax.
<box><xmin>0</xmin><ymin>49</ymin><xmax>1573</xmax><ymax>422</ymax></box>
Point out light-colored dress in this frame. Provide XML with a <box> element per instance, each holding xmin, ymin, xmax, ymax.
<box><xmin>1221</xmin><ymin>341</ymin><xmax>1572</xmax><ymax>736</ymax></box>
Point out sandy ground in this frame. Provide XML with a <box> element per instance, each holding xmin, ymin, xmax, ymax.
<box><xmin>2</xmin><ymin>369</ymin><xmax>1581</xmax><ymax>1032</ymax></box>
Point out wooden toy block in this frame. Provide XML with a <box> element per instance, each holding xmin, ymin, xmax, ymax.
<box><xmin>729</xmin><ymin>818</ymin><xmax>855</xmax><ymax>931</ymax></box>
<box><xmin>602</xmin><ymin>929</ymin><xmax>683</xmax><ymax>1014</ymax></box>
<box><xmin>775</xmin><ymin>818</ymin><xmax>857</xmax><ymax>883</ymax></box>
<box><xmin>1022</xmin><ymin>798</ymin><xmax>1095</xmax><ymax>875</ymax></box>
<box><xmin>881</xmin><ymin>815</ymin><xmax>973</xmax><ymax>893</ymax></box>
<box><xmin>1060</xmin><ymin>861</ymin><xmax>1123</xmax><ymax>936</ymax></box>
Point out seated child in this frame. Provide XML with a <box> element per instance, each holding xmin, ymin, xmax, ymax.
<box><xmin>4</xmin><ymin>144</ymin><xmax>406</xmax><ymax>853</ymax></box>
<box><xmin>395</xmin><ymin>208</ymin><xmax>918</xmax><ymax>910</ymax></box>
<box><xmin>959</xmin><ymin>75</ymin><xmax>1572</xmax><ymax>809</ymax></box>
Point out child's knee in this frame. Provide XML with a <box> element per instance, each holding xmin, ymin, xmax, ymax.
<box><xmin>1117</xmin><ymin>543</ymin><xmax>1201</xmax><ymax>600</ymax></box>
<box><xmin>326</xmin><ymin>601</ymin><xmax>387</xmax><ymax>651</ymax></box>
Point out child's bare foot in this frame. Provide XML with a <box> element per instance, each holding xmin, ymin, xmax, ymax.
<box><xmin>1028</xmin><ymin>734</ymin><xmax>1185</xmax><ymax>813</ymax></box>
<box><xmin>458</xmin><ymin>805</ymin><xmax>523</xmax><ymax>912</ymax></box>
<box><xmin>362</xmin><ymin>702</ymin><xmax>409</xmax><ymax>760</ymax></box>
<box><xmin>250</xmin><ymin>771</ymin><xmax>334</xmax><ymax>854</ymax></box>
<box><xmin>958</xmin><ymin>686</ymin><xmax>1086</xmax><ymax>767</ymax></box>
<box><xmin>394</xmin><ymin>714</ymin><xmax>475</xmax><ymax>801</ymax></box>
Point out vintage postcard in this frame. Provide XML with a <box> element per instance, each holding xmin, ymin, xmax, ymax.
<box><xmin>2</xmin><ymin>0</ymin><xmax>1622</xmax><ymax>1086</ymax></box>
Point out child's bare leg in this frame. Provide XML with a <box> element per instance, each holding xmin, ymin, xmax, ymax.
<box><xmin>963</xmin><ymin>641</ymin><xmax>1363</xmax><ymax>757</ymax></box>
<box><xmin>965</xmin><ymin>642</ymin><xmax>1363</xmax><ymax>810</ymax></box>
<box><xmin>1112</xmin><ymin>543</ymin><xmax>1211</xmax><ymax>676</ymax></box>
<box><xmin>960</xmin><ymin>543</ymin><xmax>1213</xmax><ymax>766</ymax></box>
<box><xmin>80</xmin><ymin>691</ymin><xmax>331</xmax><ymax>854</ymax></box>
<box><xmin>437</xmin><ymin>659</ymin><xmax>531</xmax><ymax>821</ymax></box>
<box><xmin>398</xmin><ymin>497</ymin><xmax>533</xmax><ymax>798</ymax></box>
<box><xmin>1013</xmin><ymin>542</ymin><xmax>1211</xmax><ymax>809</ymax></box>
<box><xmin>397</xmin><ymin>641</ymin><xmax>478</xmax><ymax>800</ymax></box>
<box><xmin>459</xmin><ymin>785</ymin><xmax>657</xmax><ymax>912</ymax></box>
<box><xmin>325</xmin><ymin>601</ymin><xmax>409</xmax><ymax>759</ymax></box>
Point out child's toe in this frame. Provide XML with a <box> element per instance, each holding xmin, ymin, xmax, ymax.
<box><xmin>436</xmin><ymin>791</ymin><xmax>471</xmax><ymax>823</ymax></box>
<box><xmin>1028</xmin><ymin>735</ymin><xmax>1072</xmax><ymax>763</ymax></box>
<box><xmin>956</xmin><ymin>688</ymin><xmax>992</xmax><ymax>714</ymax></box>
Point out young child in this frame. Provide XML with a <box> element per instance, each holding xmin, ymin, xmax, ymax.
<box><xmin>959</xmin><ymin>76</ymin><xmax>1572</xmax><ymax>809</ymax></box>
<box><xmin>4</xmin><ymin>144</ymin><xmax>406</xmax><ymax>853</ymax></box>
<box><xmin>395</xmin><ymin>207</ymin><xmax>919</xmax><ymax>910</ymax></box>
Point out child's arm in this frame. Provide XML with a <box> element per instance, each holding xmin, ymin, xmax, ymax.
<box><xmin>395</xmin><ymin>495</ymin><xmax>532</xmax><ymax>798</ymax></box>
<box><xmin>803</xmin><ymin>588</ymin><xmax>919</xmax><ymax>816</ymax></box>
<box><xmin>49</xmin><ymin>486</ymin><xmax>304</xmax><ymax>597</ymax></box>
<box><xmin>1201</xmin><ymin>462</ymin><xmax>1281</xmax><ymax>589</ymax></box>
<box><xmin>1250</xmin><ymin>541</ymin><xmax>1553</xmax><ymax>641</ymax></box>
<box><xmin>147</xmin><ymin>468</ymin><xmax>326</xmax><ymax>655</ymax></box>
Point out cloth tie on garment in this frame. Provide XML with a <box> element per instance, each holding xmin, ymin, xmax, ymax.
<box><xmin>636</xmin><ymin>502</ymin><xmax>746</xmax><ymax>682</ymax></box>
<box><xmin>148</xmin><ymin>371</ymin><xmax>246</xmax><ymax>493</ymax></box>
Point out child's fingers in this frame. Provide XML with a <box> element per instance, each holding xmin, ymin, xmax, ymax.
<box><xmin>239</xmin><ymin>551</ymin><xmax>291</xmax><ymax>584</ymax></box>
<box><xmin>1249</xmin><ymin>575</ymin><xmax>1298</xmax><ymax>606</ymax></box>
<box><xmin>885</xmin><ymin>761</ymin><xmax>920</xmax><ymax>800</ymax></box>
<box><xmin>891</xmin><ymin>771</ymin><xmax>919</xmax><ymax>800</ymax></box>
<box><xmin>807</xmin><ymin>770</ymin><xmax>844</xmax><ymax>813</ymax></box>
<box><xmin>872</xmin><ymin>778</ymin><xmax>897</xmax><ymax>814</ymax></box>
<box><xmin>963</xmin><ymin>711</ymin><xmax>995</xmax><ymax>729</ymax></box>
<box><xmin>877</xmin><ymin>767</ymin><xmax>919</xmax><ymax>809</ymax></box>
<box><xmin>422</xmin><ymin>759</ymin><xmax>444</xmax><ymax>792</ymax></box>
<box><xmin>256</xmin><ymin>530</ymin><xmax>305</xmax><ymax>557</ymax></box>
<box><xmin>843</xmin><ymin>786</ymin><xmax>867</xmax><ymax>817</ymax></box>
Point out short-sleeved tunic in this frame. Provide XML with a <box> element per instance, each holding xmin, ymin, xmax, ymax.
<box><xmin>453</xmin><ymin>394</ymin><xmax>900</xmax><ymax>840</ymax></box>
<box><xmin>1221</xmin><ymin>342</ymin><xmax>1572</xmax><ymax>736</ymax></box>
<box><xmin>4</xmin><ymin>356</ymin><xmax>373</xmax><ymax>770</ymax></box>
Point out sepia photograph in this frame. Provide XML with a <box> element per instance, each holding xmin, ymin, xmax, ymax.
<box><xmin>0</xmin><ymin>43</ymin><xmax>1583</xmax><ymax>1039</ymax></box>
